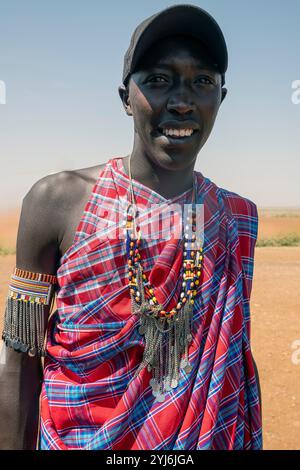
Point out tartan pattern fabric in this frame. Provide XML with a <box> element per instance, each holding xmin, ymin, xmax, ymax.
<box><xmin>39</xmin><ymin>157</ymin><xmax>262</xmax><ymax>450</ymax></box>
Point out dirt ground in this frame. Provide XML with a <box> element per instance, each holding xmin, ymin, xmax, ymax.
<box><xmin>251</xmin><ymin>247</ymin><xmax>300</xmax><ymax>450</ymax></box>
<box><xmin>257</xmin><ymin>208</ymin><xmax>300</xmax><ymax>239</ymax></box>
<box><xmin>0</xmin><ymin>208</ymin><xmax>299</xmax><ymax>450</ymax></box>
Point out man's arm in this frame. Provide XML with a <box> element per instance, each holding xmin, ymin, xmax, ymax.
<box><xmin>0</xmin><ymin>175</ymin><xmax>61</xmax><ymax>450</ymax></box>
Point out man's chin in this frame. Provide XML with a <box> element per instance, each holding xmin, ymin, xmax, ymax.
<box><xmin>150</xmin><ymin>151</ymin><xmax>196</xmax><ymax>172</ymax></box>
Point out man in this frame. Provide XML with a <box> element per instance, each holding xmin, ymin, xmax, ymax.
<box><xmin>0</xmin><ymin>4</ymin><xmax>262</xmax><ymax>449</ymax></box>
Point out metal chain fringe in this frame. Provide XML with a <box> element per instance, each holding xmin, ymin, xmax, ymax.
<box><xmin>2</xmin><ymin>297</ymin><xmax>47</xmax><ymax>356</ymax></box>
<box><xmin>131</xmin><ymin>264</ymin><xmax>193</xmax><ymax>402</ymax></box>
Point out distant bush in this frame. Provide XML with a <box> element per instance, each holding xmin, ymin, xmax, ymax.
<box><xmin>273</xmin><ymin>213</ymin><xmax>300</xmax><ymax>218</ymax></box>
<box><xmin>0</xmin><ymin>246</ymin><xmax>16</xmax><ymax>256</ymax></box>
<box><xmin>257</xmin><ymin>233</ymin><xmax>300</xmax><ymax>247</ymax></box>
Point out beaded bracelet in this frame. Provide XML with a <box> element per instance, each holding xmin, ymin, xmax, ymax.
<box><xmin>1</xmin><ymin>268</ymin><xmax>58</xmax><ymax>357</ymax></box>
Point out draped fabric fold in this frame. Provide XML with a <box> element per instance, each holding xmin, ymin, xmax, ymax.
<box><xmin>39</xmin><ymin>157</ymin><xmax>262</xmax><ymax>450</ymax></box>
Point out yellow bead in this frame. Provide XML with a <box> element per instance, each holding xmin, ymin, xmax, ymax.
<box><xmin>190</xmin><ymin>299</ymin><xmax>194</xmax><ymax>305</ymax></box>
<box><xmin>195</xmin><ymin>280</ymin><xmax>199</xmax><ymax>285</ymax></box>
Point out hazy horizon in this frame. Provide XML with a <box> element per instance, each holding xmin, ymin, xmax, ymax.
<box><xmin>1</xmin><ymin>0</ymin><xmax>300</xmax><ymax>210</ymax></box>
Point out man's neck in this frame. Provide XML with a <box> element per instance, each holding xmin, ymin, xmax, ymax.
<box><xmin>122</xmin><ymin>152</ymin><xmax>195</xmax><ymax>200</ymax></box>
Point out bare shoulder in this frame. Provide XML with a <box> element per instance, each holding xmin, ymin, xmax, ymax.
<box><xmin>26</xmin><ymin>163</ymin><xmax>105</xmax><ymax>205</ymax></box>
<box><xmin>17</xmin><ymin>162</ymin><xmax>107</xmax><ymax>272</ymax></box>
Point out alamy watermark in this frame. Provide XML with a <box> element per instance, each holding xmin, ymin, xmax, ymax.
<box><xmin>291</xmin><ymin>339</ymin><xmax>300</xmax><ymax>365</ymax></box>
<box><xmin>291</xmin><ymin>80</ymin><xmax>300</xmax><ymax>104</ymax></box>
<box><xmin>0</xmin><ymin>80</ymin><xmax>6</xmax><ymax>104</ymax></box>
<box><xmin>93</xmin><ymin>201</ymin><xmax>205</xmax><ymax>243</ymax></box>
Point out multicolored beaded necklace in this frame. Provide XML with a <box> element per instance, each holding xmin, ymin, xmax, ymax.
<box><xmin>125</xmin><ymin>154</ymin><xmax>203</xmax><ymax>402</ymax></box>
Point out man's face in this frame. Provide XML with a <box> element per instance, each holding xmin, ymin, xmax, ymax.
<box><xmin>119</xmin><ymin>35</ymin><xmax>227</xmax><ymax>171</ymax></box>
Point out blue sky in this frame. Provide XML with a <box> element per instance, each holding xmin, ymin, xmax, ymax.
<box><xmin>0</xmin><ymin>0</ymin><xmax>299</xmax><ymax>209</ymax></box>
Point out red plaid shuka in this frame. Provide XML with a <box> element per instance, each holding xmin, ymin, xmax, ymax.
<box><xmin>39</xmin><ymin>157</ymin><xmax>262</xmax><ymax>449</ymax></box>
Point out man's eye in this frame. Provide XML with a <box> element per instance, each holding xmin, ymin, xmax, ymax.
<box><xmin>195</xmin><ymin>77</ymin><xmax>213</xmax><ymax>85</ymax></box>
<box><xmin>147</xmin><ymin>76</ymin><xmax>168</xmax><ymax>83</ymax></box>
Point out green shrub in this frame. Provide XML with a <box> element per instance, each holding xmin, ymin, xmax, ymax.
<box><xmin>257</xmin><ymin>233</ymin><xmax>300</xmax><ymax>247</ymax></box>
<box><xmin>0</xmin><ymin>246</ymin><xmax>16</xmax><ymax>256</ymax></box>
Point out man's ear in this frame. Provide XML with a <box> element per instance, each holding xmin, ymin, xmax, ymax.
<box><xmin>118</xmin><ymin>84</ymin><xmax>132</xmax><ymax>116</ymax></box>
<box><xmin>220</xmin><ymin>87</ymin><xmax>227</xmax><ymax>104</ymax></box>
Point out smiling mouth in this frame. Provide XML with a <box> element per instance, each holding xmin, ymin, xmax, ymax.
<box><xmin>156</xmin><ymin>128</ymin><xmax>199</xmax><ymax>141</ymax></box>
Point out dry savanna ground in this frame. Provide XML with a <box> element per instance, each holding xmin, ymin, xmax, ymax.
<box><xmin>0</xmin><ymin>207</ymin><xmax>300</xmax><ymax>450</ymax></box>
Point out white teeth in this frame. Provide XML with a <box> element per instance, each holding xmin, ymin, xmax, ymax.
<box><xmin>162</xmin><ymin>128</ymin><xmax>194</xmax><ymax>137</ymax></box>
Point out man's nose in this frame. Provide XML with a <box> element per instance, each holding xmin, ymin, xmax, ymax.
<box><xmin>166</xmin><ymin>88</ymin><xmax>196</xmax><ymax>115</ymax></box>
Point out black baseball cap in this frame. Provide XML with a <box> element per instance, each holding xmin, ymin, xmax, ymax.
<box><xmin>122</xmin><ymin>4</ymin><xmax>228</xmax><ymax>87</ymax></box>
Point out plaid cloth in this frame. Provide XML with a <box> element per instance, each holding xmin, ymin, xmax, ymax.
<box><xmin>39</xmin><ymin>157</ymin><xmax>262</xmax><ymax>450</ymax></box>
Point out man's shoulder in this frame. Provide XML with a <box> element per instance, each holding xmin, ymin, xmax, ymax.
<box><xmin>25</xmin><ymin>163</ymin><xmax>107</xmax><ymax>208</ymax></box>
<box><xmin>217</xmin><ymin>186</ymin><xmax>258</xmax><ymax>221</ymax></box>
<box><xmin>197</xmin><ymin>171</ymin><xmax>258</xmax><ymax>219</ymax></box>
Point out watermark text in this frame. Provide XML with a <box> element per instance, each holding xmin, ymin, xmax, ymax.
<box><xmin>0</xmin><ymin>80</ymin><xmax>6</xmax><ymax>104</ymax></box>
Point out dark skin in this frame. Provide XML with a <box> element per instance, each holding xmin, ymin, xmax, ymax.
<box><xmin>0</xmin><ymin>35</ymin><xmax>261</xmax><ymax>449</ymax></box>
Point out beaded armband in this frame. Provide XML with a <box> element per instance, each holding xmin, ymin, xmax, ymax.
<box><xmin>1</xmin><ymin>268</ymin><xmax>58</xmax><ymax>357</ymax></box>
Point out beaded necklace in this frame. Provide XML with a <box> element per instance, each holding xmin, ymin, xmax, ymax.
<box><xmin>125</xmin><ymin>154</ymin><xmax>203</xmax><ymax>402</ymax></box>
